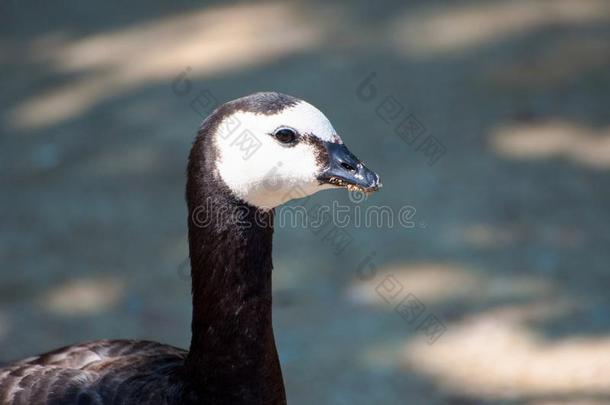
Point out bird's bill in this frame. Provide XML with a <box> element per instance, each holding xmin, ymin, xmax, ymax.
<box><xmin>317</xmin><ymin>142</ymin><xmax>382</xmax><ymax>193</ymax></box>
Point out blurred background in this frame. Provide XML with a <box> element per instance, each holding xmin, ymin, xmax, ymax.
<box><xmin>2</xmin><ymin>0</ymin><xmax>610</xmax><ymax>403</ymax></box>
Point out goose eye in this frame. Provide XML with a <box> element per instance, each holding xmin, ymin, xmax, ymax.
<box><xmin>273</xmin><ymin>128</ymin><xmax>297</xmax><ymax>144</ymax></box>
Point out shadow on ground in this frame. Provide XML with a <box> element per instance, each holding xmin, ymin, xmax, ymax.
<box><xmin>1</xmin><ymin>0</ymin><xmax>610</xmax><ymax>403</ymax></box>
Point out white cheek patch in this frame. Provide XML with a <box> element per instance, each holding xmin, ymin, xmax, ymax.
<box><xmin>214</xmin><ymin>100</ymin><xmax>343</xmax><ymax>208</ymax></box>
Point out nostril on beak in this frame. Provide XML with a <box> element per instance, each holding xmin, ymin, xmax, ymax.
<box><xmin>340</xmin><ymin>162</ymin><xmax>357</xmax><ymax>173</ymax></box>
<box><xmin>375</xmin><ymin>173</ymin><xmax>382</xmax><ymax>188</ymax></box>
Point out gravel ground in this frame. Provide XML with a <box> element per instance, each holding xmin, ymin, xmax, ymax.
<box><xmin>2</xmin><ymin>1</ymin><xmax>610</xmax><ymax>404</ymax></box>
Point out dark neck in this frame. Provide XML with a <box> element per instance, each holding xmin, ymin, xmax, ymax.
<box><xmin>184</xmin><ymin>138</ymin><xmax>286</xmax><ymax>404</ymax></box>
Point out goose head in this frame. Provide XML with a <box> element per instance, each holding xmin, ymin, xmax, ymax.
<box><xmin>209</xmin><ymin>92</ymin><xmax>381</xmax><ymax>209</ymax></box>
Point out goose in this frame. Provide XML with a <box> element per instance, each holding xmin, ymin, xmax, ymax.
<box><xmin>0</xmin><ymin>92</ymin><xmax>381</xmax><ymax>405</ymax></box>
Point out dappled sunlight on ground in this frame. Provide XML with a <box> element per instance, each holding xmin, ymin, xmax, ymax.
<box><xmin>389</xmin><ymin>0</ymin><xmax>610</xmax><ymax>57</ymax></box>
<box><xmin>348</xmin><ymin>262</ymin><xmax>610</xmax><ymax>402</ymax></box>
<box><xmin>347</xmin><ymin>262</ymin><xmax>551</xmax><ymax>306</ymax></box>
<box><xmin>7</xmin><ymin>1</ymin><xmax>327</xmax><ymax>131</ymax></box>
<box><xmin>491</xmin><ymin>120</ymin><xmax>610</xmax><ymax>169</ymax></box>
<box><xmin>403</xmin><ymin>302</ymin><xmax>610</xmax><ymax>400</ymax></box>
<box><xmin>39</xmin><ymin>276</ymin><xmax>125</xmax><ymax>316</ymax></box>
<box><xmin>83</xmin><ymin>140</ymin><xmax>170</xmax><ymax>176</ymax></box>
<box><xmin>486</xmin><ymin>37</ymin><xmax>610</xmax><ymax>88</ymax></box>
<box><xmin>3</xmin><ymin>0</ymin><xmax>610</xmax><ymax>402</ymax></box>
<box><xmin>455</xmin><ymin>222</ymin><xmax>586</xmax><ymax>249</ymax></box>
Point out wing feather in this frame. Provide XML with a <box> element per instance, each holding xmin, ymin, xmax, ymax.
<box><xmin>0</xmin><ymin>340</ymin><xmax>188</xmax><ymax>405</ymax></box>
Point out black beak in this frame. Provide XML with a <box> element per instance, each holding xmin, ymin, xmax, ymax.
<box><xmin>317</xmin><ymin>142</ymin><xmax>382</xmax><ymax>192</ymax></box>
